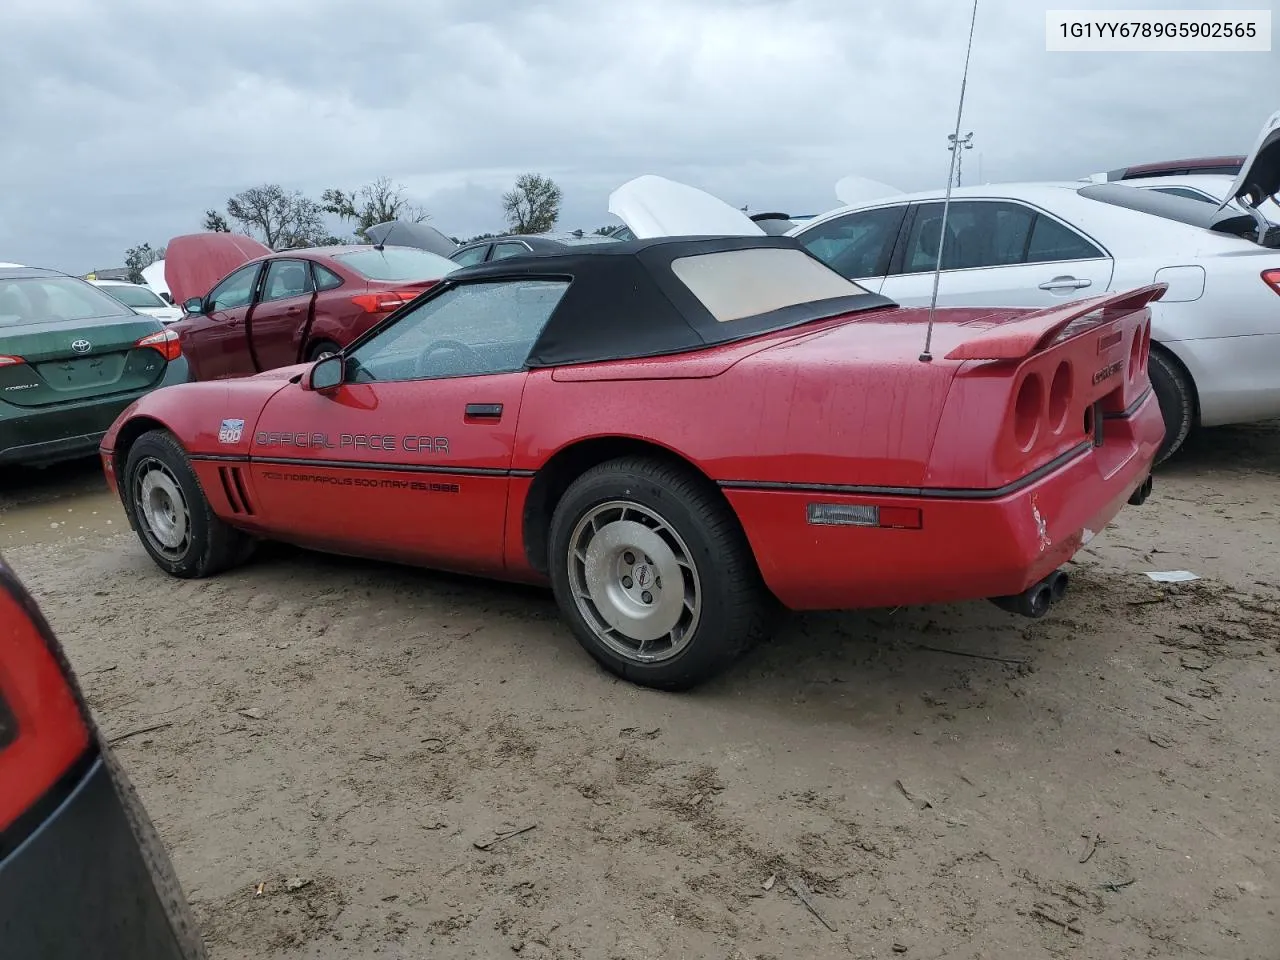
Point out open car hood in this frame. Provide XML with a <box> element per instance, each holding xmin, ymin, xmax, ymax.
<box><xmin>608</xmin><ymin>175</ymin><xmax>765</xmax><ymax>239</ymax></box>
<box><xmin>363</xmin><ymin>220</ymin><xmax>458</xmax><ymax>258</ymax></box>
<box><xmin>834</xmin><ymin>175</ymin><xmax>901</xmax><ymax>206</ymax></box>
<box><xmin>140</xmin><ymin>260</ymin><xmax>169</xmax><ymax>298</ymax></box>
<box><xmin>164</xmin><ymin>232</ymin><xmax>272</xmax><ymax>306</ymax></box>
<box><xmin>1221</xmin><ymin>108</ymin><xmax>1280</xmax><ymax>211</ymax></box>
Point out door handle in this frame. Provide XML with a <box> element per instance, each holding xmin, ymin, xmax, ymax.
<box><xmin>1038</xmin><ymin>276</ymin><xmax>1092</xmax><ymax>291</ymax></box>
<box><xmin>286</xmin><ymin>306</ymin><xmax>302</xmax><ymax>315</ymax></box>
<box><xmin>465</xmin><ymin>403</ymin><xmax>503</xmax><ymax>419</ymax></box>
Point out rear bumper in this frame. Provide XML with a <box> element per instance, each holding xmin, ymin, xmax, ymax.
<box><xmin>0</xmin><ymin>359</ymin><xmax>189</xmax><ymax>467</ymax></box>
<box><xmin>726</xmin><ymin>391</ymin><xmax>1162</xmax><ymax>611</ymax></box>
<box><xmin>0</xmin><ymin>753</ymin><xmax>199</xmax><ymax>958</ymax></box>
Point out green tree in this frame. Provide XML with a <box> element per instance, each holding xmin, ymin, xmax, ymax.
<box><xmin>224</xmin><ymin>184</ymin><xmax>330</xmax><ymax>249</ymax></box>
<box><xmin>202</xmin><ymin>209</ymin><xmax>231</xmax><ymax>232</ymax></box>
<box><xmin>123</xmin><ymin>242</ymin><xmax>164</xmax><ymax>284</ymax></box>
<box><xmin>501</xmin><ymin>173</ymin><xmax>562</xmax><ymax>234</ymax></box>
<box><xmin>322</xmin><ymin>176</ymin><xmax>429</xmax><ymax>242</ymax></box>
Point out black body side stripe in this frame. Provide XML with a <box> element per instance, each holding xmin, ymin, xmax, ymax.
<box><xmin>718</xmin><ymin>441</ymin><xmax>1094</xmax><ymax>500</ymax></box>
<box><xmin>190</xmin><ymin>454</ymin><xmax>537</xmax><ymax>479</ymax></box>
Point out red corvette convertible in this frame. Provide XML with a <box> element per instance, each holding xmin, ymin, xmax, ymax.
<box><xmin>162</xmin><ymin>233</ymin><xmax>458</xmax><ymax>381</ymax></box>
<box><xmin>101</xmin><ymin>235</ymin><xmax>1162</xmax><ymax>689</ymax></box>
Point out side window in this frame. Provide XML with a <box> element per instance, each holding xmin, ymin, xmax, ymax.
<box><xmin>207</xmin><ymin>264</ymin><xmax>260</xmax><ymax>311</ymax></box>
<box><xmin>900</xmin><ymin>201</ymin><xmax>1037</xmax><ymax>273</ymax></box>
<box><xmin>346</xmin><ymin>279</ymin><xmax>570</xmax><ymax>383</ymax></box>
<box><xmin>1026</xmin><ymin>214</ymin><xmax>1106</xmax><ymax>262</ymax></box>
<box><xmin>1147</xmin><ymin>186</ymin><xmax>1216</xmax><ymax>204</ymax></box>
<box><xmin>313</xmin><ymin>264</ymin><xmax>344</xmax><ymax>290</ymax></box>
<box><xmin>451</xmin><ymin>245</ymin><xmax>489</xmax><ymax>267</ymax></box>
<box><xmin>491</xmin><ymin>242</ymin><xmax>531</xmax><ymax>261</ymax></box>
<box><xmin>798</xmin><ymin>206</ymin><xmax>905</xmax><ymax>279</ymax></box>
<box><xmin>260</xmin><ymin>259</ymin><xmax>313</xmax><ymax>302</ymax></box>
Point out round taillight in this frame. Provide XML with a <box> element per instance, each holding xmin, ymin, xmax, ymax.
<box><xmin>1048</xmin><ymin>361</ymin><xmax>1072</xmax><ymax>434</ymax></box>
<box><xmin>1013</xmin><ymin>373</ymin><xmax>1043</xmax><ymax>451</ymax></box>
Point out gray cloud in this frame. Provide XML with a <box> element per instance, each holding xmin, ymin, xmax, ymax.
<box><xmin>1</xmin><ymin>0</ymin><xmax>1275</xmax><ymax>272</ymax></box>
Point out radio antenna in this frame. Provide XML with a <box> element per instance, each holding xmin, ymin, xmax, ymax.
<box><xmin>919</xmin><ymin>0</ymin><xmax>980</xmax><ymax>363</ymax></box>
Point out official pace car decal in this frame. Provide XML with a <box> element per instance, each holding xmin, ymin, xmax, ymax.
<box><xmin>253</xmin><ymin>431</ymin><xmax>450</xmax><ymax>454</ymax></box>
<box><xmin>219</xmin><ymin>418</ymin><xmax>245</xmax><ymax>443</ymax></box>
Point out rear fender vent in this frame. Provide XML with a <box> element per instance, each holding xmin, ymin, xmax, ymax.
<box><xmin>217</xmin><ymin>466</ymin><xmax>255</xmax><ymax>516</ymax></box>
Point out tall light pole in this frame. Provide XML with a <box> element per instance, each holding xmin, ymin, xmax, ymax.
<box><xmin>947</xmin><ymin>132</ymin><xmax>974</xmax><ymax>187</ymax></box>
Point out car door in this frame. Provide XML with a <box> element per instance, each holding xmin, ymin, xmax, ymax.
<box><xmin>877</xmin><ymin>199</ymin><xmax>1115</xmax><ymax>308</ymax></box>
<box><xmin>246</xmin><ymin>258</ymin><xmax>316</xmax><ymax>372</ymax></box>
<box><xmin>247</xmin><ymin>276</ymin><xmax>572</xmax><ymax>575</ymax></box>
<box><xmin>792</xmin><ymin>205</ymin><xmax>908</xmax><ymax>292</ymax></box>
<box><xmin>180</xmin><ymin>263</ymin><xmax>263</xmax><ymax>380</ymax></box>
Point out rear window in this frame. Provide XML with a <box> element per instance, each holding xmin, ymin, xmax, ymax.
<box><xmin>99</xmin><ymin>284</ymin><xmax>167</xmax><ymax>308</ymax></box>
<box><xmin>330</xmin><ymin>248</ymin><xmax>457</xmax><ymax>281</ymax></box>
<box><xmin>0</xmin><ymin>276</ymin><xmax>135</xmax><ymax>326</ymax></box>
<box><xmin>670</xmin><ymin>247</ymin><xmax>870</xmax><ymax>323</ymax></box>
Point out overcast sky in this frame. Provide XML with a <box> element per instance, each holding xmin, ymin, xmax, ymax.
<box><xmin>2</xmin><ymin>0</ymin><xmax>1275</xmax><ymax>273</ymax></box>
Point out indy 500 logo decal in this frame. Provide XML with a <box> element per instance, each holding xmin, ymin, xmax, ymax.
<box><xmin>218</xmin><ymin>418</ymin><xmax>245</xmax><ymax>444</ymax></box>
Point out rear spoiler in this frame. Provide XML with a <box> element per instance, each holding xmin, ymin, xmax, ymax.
<box><xmin>945</xmin><ymin>284</ymin><xmax>1166</xmax><ymax>362</ymax></box>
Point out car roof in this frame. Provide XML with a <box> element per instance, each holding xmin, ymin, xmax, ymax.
<box><xmin>0</xmin><ymin>266</ymin><xmax>70</xmax><ymax>280</ymax></box>
<box><xmin>436</xmin><ymin>234</ymin><xmax>894</xmax><ymax>368</ymax></box>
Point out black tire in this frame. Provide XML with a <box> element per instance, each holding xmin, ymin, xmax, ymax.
<box><xmin>547</xmin><ymin>456</ymin><xmax>774</xmax><ymax>691</ymax></box>
<box><xmin>306</xmin><ymin>339</ymin><xmax>340</xmax><ymax>362</ymax></box>
<box><xmin>1148</xmin><ymin>345</ymin><xmax>1196</xmax><ymax>464</ymax></box>
<box><xmin>121</xmin><ymin>429</ymin><xmax>254</xmax><ymax>578</ymax></box>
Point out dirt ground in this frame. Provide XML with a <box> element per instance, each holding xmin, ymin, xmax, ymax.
<box><xmin>3</xmin><ymin>424</ymin><xmax>1278</xmax><ymax>960</ymax></box>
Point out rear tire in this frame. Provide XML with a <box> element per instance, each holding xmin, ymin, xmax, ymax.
<box><xmin>122</xmin><ymin>430</ymin><xmax>254</xmax><ymax>578</ymax></box>
<box><xmin>547</xmin><ymin>456</ymin><xmax>774</xmax><ymax>691</ymax></box>
<box><xmin>306</xmin><ymin>339</ymin><xmax>340</xmax><ymax>362</ymax></box>
<box><xmin>1148</xmin><ymin>345</ymin><xmax>1195</xmax><ymax>464</ymax></box>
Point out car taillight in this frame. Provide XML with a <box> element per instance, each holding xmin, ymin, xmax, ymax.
<box><xmin>135</xmin><ymin>327</ymin><xmax>182</xmax><ymax>361</ymax></box>
<box><xmin>351</xmin><ymin>288</ymin><xmax>421</xmax><ymax>314</ymax></box>
<box><xmin>0</xmin><ymin>573</ymin><xmax>92</xmax><ymax>835</ymax></box>
<box><xmin>1263</xmin><ymin>268</ymin><xmax>1280</xmax><ymax>296</ymax></box>
<box><xmin>0</xmin><ymin>355</ymin><xmax>24</xmax><ymax>368</ymax></box>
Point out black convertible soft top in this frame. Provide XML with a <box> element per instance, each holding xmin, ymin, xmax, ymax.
<box><xmin>440</xmin><ymin>234</ymin><xmax>897</xmax><ymax>367</ymax></box>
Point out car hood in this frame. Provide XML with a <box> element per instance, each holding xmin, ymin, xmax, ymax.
<box><xmin>140</xmin><ymin>260</ymin><xmax>169</xmax><ymax>298</ymax></box>
<box><xmin>363</xmin><ymin>220</ymin><xmax>458</xmax><ymax>257</ymax></box>
<box><xmin>164</xmin><ymin>232</ymin><xmax>273</xmax><ymax>306</ymax></box>
<box><xmin>608</xmin><ymin>175</ymin><xmax>765</xmax><ymax>239</ymax></box>
<box><xmin>834</xmin><ymin>175</ymin><xmax>902</xmax><ymax>206</ymax></box>
<box><xmin>1221</xmin><ymin>108</ymin><xmax>1280</xmax><ymax>210</ymax></box>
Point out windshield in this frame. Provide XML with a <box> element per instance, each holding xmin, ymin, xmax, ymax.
<box><xmin>0</xmin><ymin>276</ymin><xmax>135</xmax><ymax>326</ymax></box>
<box><xmin>99</xmin><ymin>283</ymin><xmax>167</xmax><ymax>309</ymax></box>
<box><xmin>331</xmin><ymin>247</ymin><xmax>458</xmax><ymax>281</ymax></box>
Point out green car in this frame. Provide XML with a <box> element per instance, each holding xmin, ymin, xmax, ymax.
<box><xmin>0</xmin><ymin>266</ymin><xmax>190</xmax><ymax>467</ymax></box>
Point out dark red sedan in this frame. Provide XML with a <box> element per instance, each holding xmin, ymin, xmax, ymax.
<box><xmin>163</xmin><ymin>233</ymin><xmax>458</xmax><ymax>381</ymax></box>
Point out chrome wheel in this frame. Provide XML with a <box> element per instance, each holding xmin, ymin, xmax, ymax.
<box><xmin>566</xmin><ymin>500</ymin><xmax>702</xmax><ymax>663</ymax></box>
<box><xmin>133</xmin><ymin>457</ymin><xmax>190</xmax><ymax>561</ymax></box>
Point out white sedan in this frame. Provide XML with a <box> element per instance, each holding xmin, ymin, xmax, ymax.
<box><xmin>609</xmin><ymin>114</ymin><xmax>1280</xmax><ymax>463</ymax></box>
<box><xmin>88</xmin><ymin>279</ymin><xmax>183</xmax><ymax>323</ymax></box>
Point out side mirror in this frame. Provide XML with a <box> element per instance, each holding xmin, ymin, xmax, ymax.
<box><xmin>183</xmin><ymin>297</ymin><xmax>205</xmax><ymax>315</ymax></box>
<box><xmin>304</xmin><ymin>353</ymin><xmax>344</xmax><ymax>392</ymax></box>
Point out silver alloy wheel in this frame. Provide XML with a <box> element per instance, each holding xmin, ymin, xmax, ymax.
<box><xmin>133</xmin><ymin>457</ymin><xmax>191</xmax><ymax>560</ymax></box>
<box><xmin>566</xmin><ymin>499</ymin><xmax>702</xmax><ymax>663</ymax></box>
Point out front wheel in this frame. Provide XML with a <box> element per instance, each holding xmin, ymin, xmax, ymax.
<box><xmin>306</xmin><ymin>339</ymin><xmax>341</xmax><ymax>362</ymax></box>
<box><xmin>547</xmin><ymin>456</ymin><xmax>774</xmax><ymax>690</ymax></box>
<box><xmin>122</xmin><ymin>430</ymin><xmax>255</xmax><ymax>578</ymax></box>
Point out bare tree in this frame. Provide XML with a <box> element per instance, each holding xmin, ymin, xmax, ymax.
<box><xmin>202</xmin><ymin>209</ymin><xmax>231</xmax><ymax>232</ymax></box>
<box><xmin>123</xmin><ymin>243</ymin><xmax>164</xmax><ymax>284</ymax></box>
<box><xmin>502</xmin><ymin>173</ymin><xmax>562</xmax><ymax>234</ymax></box>
<box><xmin>225</xmin><ymin>184</ymin><xmax>331</xmax><ymax>249</ymax></box>
<box><xmin>322</xmin><ymin>176</ymin><xmax>430</xmax><ymax>241</ymax></box>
